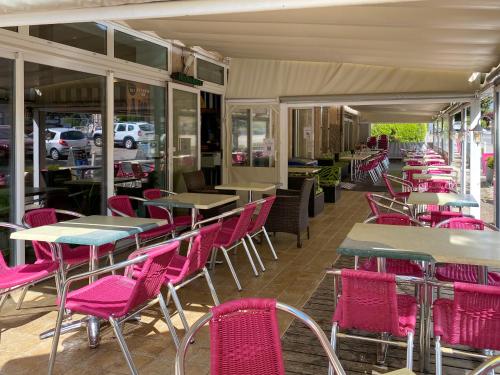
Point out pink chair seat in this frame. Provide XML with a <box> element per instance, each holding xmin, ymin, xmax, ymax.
<box><xmin>60</xmin><ymin>243</ymin><xmax>114</xmax><ymax>266</ymax></box>
<box><xmin>173</xmin><ymin>215</ymin><xmax>201</xmax><ymax>228</ymax></box>
<box><xmin>137</xmin><ymin>223</ymin><xmax>174</xmax><ymax>241</ymax></box>
<box><xmin>164</xmin><ymin>254</ymin><xmax>187</xmax><ymax>284</ymax></box>
<box><xmin>394</xmin><ymin>191</ymin><xmax>411</xmax><ymax>200</ymax></box>
<box><xmin>64</xmin><ymin>275</ymin><xmax>139</xmax><ymax>319</ymax></box>
<box><xmin>361</xmin><ymin>258</ymin><xmax>424</xmax><ymax>277</ymax></box>
<box><xmin>435</xmin><ymin>264</ymin><xmax>500</xmax><ymax>286</ymax></box>
<box><xmin>0</xmin><ymin>260</ymin><xmax>59</xmax><ymax>289</ymax></box>
<box><xmin>333</xmin><ymin>294</ymin><xmax>417</xmax><ymax>337</ymax></box>
<box><xmin>433</xmin><ymin>298</ymin><xmax>454</xmax><ymax>343</ymax></box>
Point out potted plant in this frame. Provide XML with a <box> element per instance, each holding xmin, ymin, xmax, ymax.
<box><xmin>487</xmin><ymin>156</ymin><xmax>494</xmax><ymax>184</ymax></box>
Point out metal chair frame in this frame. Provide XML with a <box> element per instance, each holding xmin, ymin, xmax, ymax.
<box><xmin>366</xmin><ymin>193</ymin><xmax>415</xmax><ymax>218</ymax></box>
<box><xmin>0</xmin><ymin>222</ymin><xmax>60</xmax><ymax>313</ymax></box>
<box><xmin>175</xmin><ymin>300</ymin><xmax>347</xmax><ymax>375</ymax></box>
<box><xmin>327</xmin><ymin>269</ymin><xmax>424</xmax><ymax>373</ymax></box>
<box><xmin>384</xmin><ymin>173</ymin><xmax>414</xmax><ymax>197</ymax></box>
<box><xmin>48</xmin><ymin>246</ymin><xmax>181</xmax><ymax>375</ymax></box>
<box><xmin>428</xmin><ymin>280</ymin><xmax>500</xmax><ymax>375</ymax></box>
<box><xmin>195</xmin><ymin>204</ymin><xmax>261</xmax><ymax>291</ymax></box>
<box><xmin>107</xmin><ymin>195</ymin><xmax>175</xmax><ymax>249</ymax></box>
<box><xmin>435</xmin><ymin>218</ymin><xmax>499</xmax><ymax>231</ymax></box>
<box><xmin>22</xmin><ymin>209</ymin><xmax>116</xmax><ymax>309</ymax></box>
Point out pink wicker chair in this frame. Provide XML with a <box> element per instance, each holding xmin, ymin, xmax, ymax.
<box><xmin>108</xmin><ymin>195</ymin><xmax>175</xmax><ymax>248</ymax></box>
<box><xmin>200</xmin><ymin>202</ymin><xmax>259</xmax><ymax>291</ymax></box>
<box><xmin>143</xmin><ymin>188</ymin><xmax>202</xmax><ymax>230</ymax></box>
<box><xmin>382</xmin><ymin>174</ymin><xmax>412</xmax><ymax>202</ymax></box>
<box><xmin>434</xmin><ymin>218</ymin><xmax>500</xmax><ymax>285</ymax></box>
<box><xmin>223</xmin><ymin>196</ymin><xmax>278</xmax><ymax>272</ymax></box>
<box><xmin>359</xmin><ymin>215</ymin><xmax>424</xmax><ymax>278</ymax></box>
<box><xmin>433</xmin><ymin>282</ymin><xmax>500</xmax><ymax>375</ymax></box>
<box><xmin>164</xmin><ymin>223</ymin><xmax>222</xmax><ymax>333</ymax></box>
<box><xmin>48</xmin><ymin>241</ymin><xmax>181</xmax><ymax>375</ymax></box>
<box><xmin>175</xmin><ymin>298</ymin><xmax>347</xmax><ymax>375</ymax></box>
<box><xmin>331</xmin><ymin>269</ymin><xmax>417</xmax><ymax>371</ymax></box>
<box><xmin>0</xmin><ymin>222</ymin><xmax>59</xmax><ymax>313</ymax></box>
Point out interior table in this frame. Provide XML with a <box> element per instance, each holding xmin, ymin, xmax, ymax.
<box><xmin>408</xmin><ymin>192</ymin><xmax>478</xmax><ymax>209</ymax></box>
<box><xmin>11</xmin><ymin>215</ymin><xmax>167</xmax><ymax>348</ymax></box>
<box><xmin>144</xmin><ymin>192</ymin><xmax>239</xmax><ymax>228</ymax></box>
<box><xmin>215</xmin><ymin>182</ymin><xmax>276</xmax><ymax>201</ymax></box>
<box><xmin>337</xmin><ymin>223</ymin><xmax>500</xmax><ymax>370</ymax></box>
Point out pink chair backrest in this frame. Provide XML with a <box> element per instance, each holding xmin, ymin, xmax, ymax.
<box><xmin>335</xmin><ymin>269</ymin><xmax>402</xmax><ymax>336</ymax></box>
<box><xmin>426</xmin><ymin>180</ymin><xmax>452</xmax><ymax>193</ymax></box>
<box><xmin>376</xmin><ymin>214</ymin><xmax>412</xmax><ymax>226</ymax></box>
<box><xmin>222</xmin><ymin>202</ymin><xmax>257</xmax><ymax>246</ymax></box>
<box><xmin>365</xmin><ymin>193</ymin><xmax>379</xmax><ymax>216</ymax></box>
<box><xmin>427</xmin><ymin>161</ymin><xmax>446</xmax><ymax>166</ymax></box>
<box><xmin>382</xmin><ymin>174</ymin><xmax>398</xmax><ymax>198</ymax></box>
<box><xmin>248</xmin><ymin>196</ymin><xmax>276</xmax><ymax>234</ymax></box>
<box><xmin>427</xmin><ymin>169</ymin><xmax>450</xmax><ymax>175</ymax></box>
<box><xmin>438</xmin><ymin>217</ymin><xmax>484</xmax><ymax>230</ymax></box>
<box><xmin>108</xmin><ymin>195</ymin><xmax>136</xmax><ymax>217</ymax></box>
<box><xmin>407</xmin><ymin>161</ymin><xmax>424</xmax><ymax>166</ymax></box>
<box><xmin>184</xmin><ymin>223</ymin><xmax>222</xmax><ymax>278</ymax></box>
<box><xmin>209</xmin><ymin>298</ymin><xmax>285</xmax><ymax>375</ymax></box>
<box><xmin>123</xmin><ymin>241</ymin><xmax>180</xmax><ymax>315</ymax></box>
<box><xmin>23</xmin><ymin>208</ymin><xmax>59</xmax><ymax>261</ymax></box>
<box><xmin>143</xmin><ymin>189</ymin><xmax>170</xmax><ymax>221</ymax></box>
<box><xmin>450</xmin><ymin>282</ymin><xmax>500</xmax><ymax>350</ymax></box>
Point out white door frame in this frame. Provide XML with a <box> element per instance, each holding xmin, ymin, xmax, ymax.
<box><xmin>168</xmin><ymin>82</ymin><xmax>201</xmax><ymax>191</ymax></box>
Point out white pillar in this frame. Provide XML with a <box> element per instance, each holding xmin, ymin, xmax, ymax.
<box><xmin>469</xmin><ymin>99</ymin><xmax>481</xmax><ymax>218</ymax></box>
<box><xmin>494</xmin><ymin>86</ymin><xmax>500</xmax><ymax>227</ymax></box>
<box><xmin>105</xmin><ymin>71</ymin><xmax>114</xmax><ymax>214</ymax></box>
<box><xmin>460</xmin><ymin>107</ymin><xmax>467</xmax><ymax>195</ymax></box>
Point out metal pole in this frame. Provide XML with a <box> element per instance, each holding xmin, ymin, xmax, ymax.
<box><xmin>460</xmin><ymin>106</ymin><xmax>467</xmax><ymax>194</ymax></box>
<box><xmin>494</xmin><ymin>87</ymin><xmax>500</xmax><ymax>227</ymax></box>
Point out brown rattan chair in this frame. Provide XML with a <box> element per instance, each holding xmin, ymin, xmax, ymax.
<box><xmin>265</xmin><ymin>178</ymin><xmax>314</xmax><ymax>248</ymax></box>
<box><xmin>183</xmin><ymin>170</ymin><xmax>220</xmax><ymax>194</ymax></box>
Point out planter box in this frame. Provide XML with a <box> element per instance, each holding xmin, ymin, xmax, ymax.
<box><xmin>323</xmin><ymin>184</ymin><xmax>341</xmax><ymax>203</ymax></box>
<box><xmin>310</xmin><ymin>191</ymin><xmax>325</xmax><ymax>217</ymax></box>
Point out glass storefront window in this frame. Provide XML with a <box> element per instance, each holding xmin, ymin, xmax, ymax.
<box><xmin>292</xmin><ymin>108</ymin><xmax>314</xmax><ymax>159</ymax></box>
<box><xmin>231</xmin><ymin>109</ymin><xmax>250</xmax><ymax>166</ymax></box>
<box><xmin>231</xmin><ymin>107</ymin><xmax>274</xmax><ymax>167</ymax></box>
<box><xmin>113</xmin><ymin>79</ymin><xmax>167</xmax><ymax>192</ymax></box>
<box><xmin>196</xmin><ymin>59</ymin><xmax>224</xmax><ymax>85</ymax></box>
<box><xmin>25</xmin><ymin>62</ymin><xmax>106</xmax><ymax>216</ymax></box>
<box><xmin>29</xmin><ymin>23</ymin><xmax>107</xmax><ymax>55</ymax></box>
<box><xmin>0</xmin><ymin>58</ymin><xmax>14</xmax><ymax>264</ymax></box>
<box><xmin>172</xmin><ymin>88</ymin><xmax>199</xmax><ymax>192</ymax></box>
<box><xmin>114</xmin><ymin>30</ymin><xmax>168</xmax><ymax>70</ymax></box>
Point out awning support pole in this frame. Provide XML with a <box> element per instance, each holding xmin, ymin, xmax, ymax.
<box><xmin>494</xmin><ymin>86</ymin><xmax>500</xmax><ymax>227</ymax></box>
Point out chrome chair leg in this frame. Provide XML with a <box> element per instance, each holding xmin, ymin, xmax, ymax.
<box><xmin>241</xmin><ymin>239</ymin><xmax>259</xmax><ymax>277</ymax></box>
<box><xmin>167</xmin><ymin>283</ymin><xmax>190</xmax><ymax>333</ymax></box>
<box><xmin>247</xmin><ymin>234</ymin><xmax>266</xmax><ymax>272</ymax></box>
<box><xmin>328</xmin><ymin>323</ymin><xmax>338</xmax><ymax>375</ymax></box>
<box><xmin>220</xmin><ymin>246</ymin><xmax>242</xmax><ymax>291</ymax></box>
<box><xmin>435</xmin><ymin>336</ymin><xmax>442</xmax><ymax>375</ymax></box>
<box><xmin>0</xmin><ymin>294</ymin><xmax>8</xmax><ymax>312</ymax></box>
<box><xmin>108</xmin><ymin>251</ymin><xmax>116</xmax><ymax>275</ymax></box>
<box><xmin>203</xmin><ymin>267</ymin><xmax>220</xmax><ymax>305</ymax></box>
<box><xmin>262</xmin><ymin>227</ymin><xmax>278</xmax><ymax>260</ymax></box>
<box><xmin>158</xmin><ymin>293</ymin><xmax>180</xmax><ymax>348</ymax></box>
<box><xmin>48</xmin><ymin>299</ymin><xmax>68</xmax><ymax>374</ymax></box>
<box><xmin>15</xmin><ymin>285</ymin><xmax>29</xmax><ymax>310</ymax></box>
<box><xmin>406</xmin><ymin>331</ymin><xmax>414</xmax><ymax>370</ymax></box>
<box><xmin>109</xmin><ymin>316</ymin><xmax>138</xmax><ymax>375</ymax></box>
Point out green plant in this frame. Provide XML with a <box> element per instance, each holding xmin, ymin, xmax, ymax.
<box><xmin>47</xmin><ymin>165</ymin><xmax>60</xmax><ymax>171</ymax></box>
<box><xmin>487</xmin><ymin>156</ymin><xmax>494</xmax><ymax>169</ymax></box>
<box><xmin>371</xmin><ymin>123</ymin><xmax>428</xmax><ymax>143</ymax></box>
<box><xmin>318</xmin><ymin>166</ymin><xmax>341</xmax><ymax>187</ymax></box>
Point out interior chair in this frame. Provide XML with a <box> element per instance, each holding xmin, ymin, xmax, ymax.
<box><xmin>48</xmin><ymin>241</ymin><xmax>181</xmax><ymax>375</ymax></box>
<box><xmin>175</xmin><ymin>298</ymin><xmax>348</xmax><ymax>375</ymax></box>
<box><xmin>0</xmin><ymin>222</ymin><xmax>59</xmax><ymax>314</ymax></box>
<box><xmin>265</xmin><ymin>178</ymin><xmax>313</xmax><ymax>248</ymax></box>
<box><xmin>330</xmin><ymin>269</ymin><xmax>418</xmax><ymax>372</ymax></box>
<box><xmin>107</xmin><ymin>195</ymin><xmax>175</xmax><ymax>248</ymax></box>
<box><xmin>432</xmin><ymin>282</ymin><xmax>500</xmax><ymax>375</ymax></box>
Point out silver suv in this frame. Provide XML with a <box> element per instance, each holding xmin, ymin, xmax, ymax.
<box><xmin>93</xmin><ymin>122</ymin><xmax>155</xmax><ymax>149</ymax></box>
<box><xmin>45</xmin><ymin>128</ymin><xmax>91</xmax><ymax>160</ymax></box>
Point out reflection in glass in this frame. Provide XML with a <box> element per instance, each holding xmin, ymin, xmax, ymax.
<box><xmin>251</xmin><ymin>108</ymin><xmax>273</xmax><ymax>167</ymax></box>
<box><xmin>292</xmin><ymin>108</ymin><xmax>314</xmax><ymax>159</ymax></box>
<box><xmin>30</xmin><ymin>23</ymin><xmax>107</xmax><ymax>55</ymax></box>
<box><xmin>114</xmin><ymin>30</ymin><xmax>168</xmax><ymax>70</ymax></box>
<box><xmin>113</xmin><ymin>79</ymin><xmax>166</xmax><ymax>191</ymax></box>
<box><xmin>0</xmin><ymin>58</ymin><xmax>14</xmax><ymax>264</ymax></box>
<box><xmin>231</xmin><ymin>109</ymin><xmax>250</xmax><ymax>166</ymax></box>
<box><xmin>24</xmin><ymin>62</ymin><xmax>106</xmax><ymax>215</ymax></box>
<box><xmin>172</xmin><ymin>89</ymin><xmax>198</xmax><ymax>192</ymax></box>
<box><xmin>197</xmin><ymin>59</ymin><xmax>224</xmax><ymax>85</ymax></box>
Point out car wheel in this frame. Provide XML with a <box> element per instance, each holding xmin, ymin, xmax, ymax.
<box><xmin>50</xmin><ymin>148</ymin><xmax>60</xmax><ymax>160</ymax></box>
<box><xmin>94</xmin><ymin>135</ymin><xmax>103</xmax><ymax>147</ymax></box>
<box><xmin>124</xmin><ymin>137</ymin><xmax>135</xmax><ymax>149</ymax></box>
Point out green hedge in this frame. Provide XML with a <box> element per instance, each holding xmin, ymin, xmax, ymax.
<box><xmin>371</xmin><ymin>123</ymin><xmax>427</xmax><ymax>143</ymax></box>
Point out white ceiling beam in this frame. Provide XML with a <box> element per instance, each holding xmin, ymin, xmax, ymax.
<box><xmin>0</xmin><ymin>0</ymin><xmax>424</xmax><ymax>27</ymax></box>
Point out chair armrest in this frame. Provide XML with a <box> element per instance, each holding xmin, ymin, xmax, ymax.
<box><xmin>194</xmin><ymin>207</ymin><xmax>244</xmax><ymax>228</ymax></box>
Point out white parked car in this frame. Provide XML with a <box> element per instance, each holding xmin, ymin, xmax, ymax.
<box><xmin>45</xmin><ymin>128</ymin><xmax>91</xmax><ymax>160</ymax></box>
<box><xmin>93</xmin><ymin>122</ymin><xmax>155</xmax><ymax>149</ymax></box>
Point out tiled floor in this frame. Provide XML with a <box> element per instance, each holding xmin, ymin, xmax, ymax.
<box><xmin>0</xmin><ymin>190</ymin><xmax>370</xmax><ymax>375</ymax></box>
